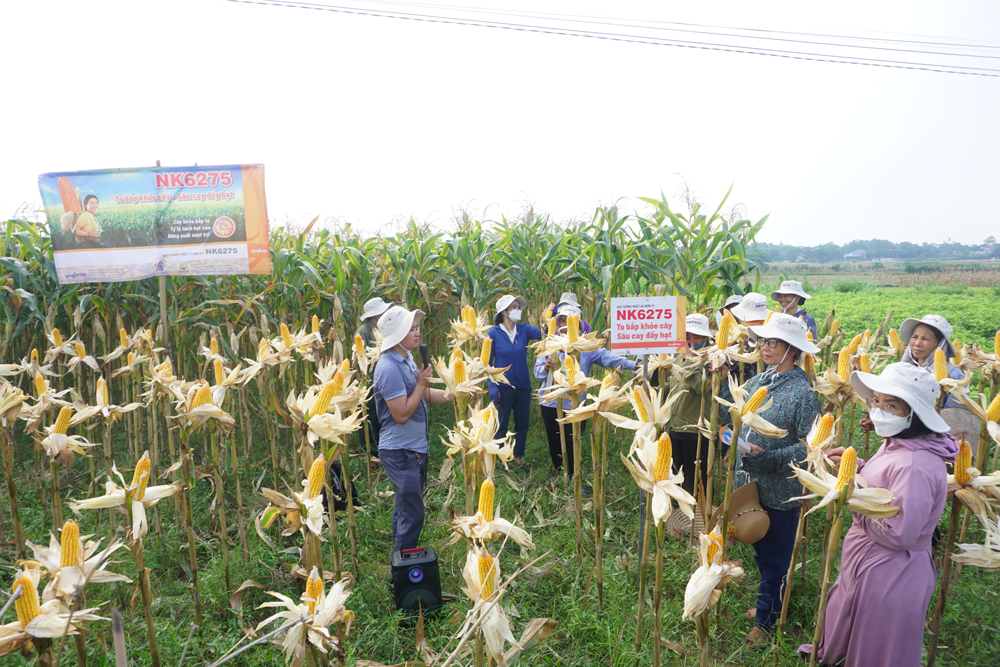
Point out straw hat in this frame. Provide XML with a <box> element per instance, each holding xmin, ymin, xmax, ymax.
<box><xmin>709</xmin><ymin>482</ymin><xmax>770</xmax><ymax>544</ymax></box>
<box><xmin>850</xmin><ymin>362</ymin><xmax>950</xmax><ymax>433</ymax></box>
<box><xmin>377</xmin><ymin>306</ymin><xmax>426</xmax><ymax>351</ymax></box>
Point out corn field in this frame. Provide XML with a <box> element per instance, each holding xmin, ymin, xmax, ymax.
<box><xmin>1</xmin><ymin>187</ymin><xmax>997</xmax><ymax>667</ymax></box>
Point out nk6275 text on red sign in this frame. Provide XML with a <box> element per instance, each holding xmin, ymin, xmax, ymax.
<box><xmin>608</xmin><ymin>296</ymin><xmax>687</xmax><ymax>355</ymax></box>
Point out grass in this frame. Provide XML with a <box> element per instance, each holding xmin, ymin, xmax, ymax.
<box><xmin>3</xmin><ymin>398</ymin><xmax>997</xmax><ymax>666</ymax></box>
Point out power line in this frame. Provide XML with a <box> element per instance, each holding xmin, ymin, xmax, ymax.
<box><xmin>224</xmin><ymin>0</ymin><xmax>1000</xmax><ymax>77</ymax></box>
<box><xmin>323</xmin><ymin>0</ymin><xmax>1000</xmax><ymax>54</ymax></box>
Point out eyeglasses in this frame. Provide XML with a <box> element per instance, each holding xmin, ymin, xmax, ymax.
<box><xmin>866</xmin><ymin>397</ymin><xmax>908</xmax><ymax>417</ymax></box>
<box><xmin>757</xmin><ymin>338</ymin><xmax>784</xmax><ymax>350</ymax></box>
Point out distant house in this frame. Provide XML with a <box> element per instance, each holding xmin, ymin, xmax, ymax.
<box><xmin>842</xmin><ymin>249</ymin><xmax>867</xmax><ymax>261</ymax></box>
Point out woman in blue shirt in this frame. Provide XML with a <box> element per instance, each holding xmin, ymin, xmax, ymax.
<box><xmin>487</xmin><ymin>294</ymin><xmax>542</xmax><ymax>465</ymax></box>
<box><xmin>533</xmin><ymin>304</ymin><xmax>636</xmax><ymax>474</ymax></box>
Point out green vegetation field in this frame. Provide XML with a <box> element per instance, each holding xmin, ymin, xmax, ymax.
<box><xmin>5</xmin><ymin>284</ymin><xmax>997</xmax><ymax>667</ymax></box>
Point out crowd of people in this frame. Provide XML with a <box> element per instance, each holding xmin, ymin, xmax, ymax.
<box><xmin>357</xmin><ymin>280</ymin><xmax>973</xmax><ymax>667</ymax></box>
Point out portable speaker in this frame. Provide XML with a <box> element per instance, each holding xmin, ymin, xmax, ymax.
<box><xmin>391</xmin><ymin>546</ymin><xmax>443</xmax><ymax>617</ymax></box>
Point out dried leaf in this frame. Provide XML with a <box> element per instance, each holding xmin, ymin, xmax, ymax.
<box><xmin>229</xmin><ymin>579</ymin><xmax>266</xmax><ymax>610</ymax></box>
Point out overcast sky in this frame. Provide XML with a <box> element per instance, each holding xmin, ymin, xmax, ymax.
<box><xmin>2</xmin><ymin>0</ymin><xmax>998</xmax><ymax>246</ymax></box>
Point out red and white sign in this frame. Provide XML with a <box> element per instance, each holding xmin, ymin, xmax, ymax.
<box><xmin>608</xmin><ymin>296</ymin><xmax>686</xmax><ymax>355</ymax></box>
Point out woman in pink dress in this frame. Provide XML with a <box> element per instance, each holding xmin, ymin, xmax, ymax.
<box><xmin>800</xmin><ymin>362</ymin><xmax>958</xmax><ymax>666</ymax></box>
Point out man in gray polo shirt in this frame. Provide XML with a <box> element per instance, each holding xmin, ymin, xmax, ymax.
<box><xmin>374</xmin><ymin>305</ymin><xmax>455</xmax><ymax>552</ymax></box>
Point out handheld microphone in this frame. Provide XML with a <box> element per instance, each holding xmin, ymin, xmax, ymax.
<box><xmin>419</xmin><ymin>344</ymin><xmax>429</xmax><ymax>369</ymax></box>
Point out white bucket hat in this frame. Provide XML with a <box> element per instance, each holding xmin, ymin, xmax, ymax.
<box><xmin>494</xmin><ymin>294</ymin><xmax>527</xmax><ymax>324</ymax></box>
<box><xmin>686</xmin><ymin>313</ymin><xmax>712</xmax><ymax>338</ymax></box>
<box><xmin>377</xmin><ymin>306</ymin><xmax>426</xmax><ymax>351</ymax></box>
<box><xmin>730</xmin><ymin>292</ymin><xmax>769</xmax><ymax>323</ymax></box>
<box><xmin>748</xmin><ymin>313</ymin><xmax>820</xmax><ymax>355</ymax></box>
<box><xmin>770</xmin><ymin>280</ymin><xmax>811</xmax><ymax>302</ymax></box>
<box><xmin>557</xmin><ymin>292</ymin><xmax>581</xmax><ymax>310</ymax></box>
<box><xmin>556</xmin><ymin>303</ymin><xmax>582</xmax><ymax>318</ymax></box>
<box><xmin>850</xmin><ymin>362</ymin><xmax>951</xmax><ymax>433</ymax></box>
<box><xmin>723</xmin><ymin>294</ymin><xmax>743</xmax><ymax>309</ymax></box>
<box><xmin>361</xmin><ymin>297</ymin><xmax>392</xmax><ymax>321</ymax></box>
<box><xmin>899</xmin><ymin>315</ymin><xmax>956</xmax><ymax>358</ymax></box>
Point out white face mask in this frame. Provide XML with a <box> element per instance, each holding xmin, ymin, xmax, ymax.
<box><xmin>509</xmin><ymin>309</ymin><xmax>522</xmax><ymax>322</ymax></box>
<box><xmin>870</xmin><ymin>408</ymin><xmax>913</xmax><ymax>437</ymax></box>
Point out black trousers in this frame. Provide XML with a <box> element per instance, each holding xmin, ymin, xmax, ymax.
<box><xmin>540</xmin><ymin>405</ymin><xmax>587</xmax><ymax>475</ymax></box>
<box><xmin>363</xmin><ymin>392</ymin><xmax>381</xmax><ymax>457</ymax></box>
<box><xmin>671</xmin><ymin>431</ymin><xmax>709</xmax><ymax>498</ymax></box>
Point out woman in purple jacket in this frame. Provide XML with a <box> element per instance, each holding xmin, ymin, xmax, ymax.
<box><xmin>487</xmin><ymin>294</ymin><xmax>542</xmax><ymax>466</ymax></box>
<box><xmin>800</xmin><ymin>362</ymin><xmax>958</xmax><ymax>667</ymax></box>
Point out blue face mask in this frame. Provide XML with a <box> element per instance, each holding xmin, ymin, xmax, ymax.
<box><xmin>693</xmin><ymin>340</ymin><xmax>708</xmax><ymax>351</ymax></box>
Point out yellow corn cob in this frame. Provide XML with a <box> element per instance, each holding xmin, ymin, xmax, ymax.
<box><xmin>12</xmin><ymin>575</ymin><xmax>40</xmax><ymax>626</ymax></box>
<box><xmin>312</xmin><ymin>315</ymin><xmax>320</xmax><ymax>335</ymax></box>
<box><xmin>131</xmin><ymin>453</ymin><xmax>151</xmax><ymax>501</ymax></box>
<box><xmin>329</xmin><ymin>371</ymin><xmax>345</xmax><ymax>398</ymax></box>
<box><xmin>466</xmin><ymin>306</ymin><xmax>478</xmax><ymax>327</ymax></box>
<box><xmin>764</xmin><ymin>306</ymin><xmax>781</xmax><ymax>325</ymax></box>
<box><xmin>191</xmin><ymin>384</ymin><xmax>213</xmax><ymax>409</ymax></box>
<box><xmin>58</xmin><ymin>176</ymin><xmax>83</xmax><ymax>214</ymax></box>
<box><xmin>52</xmin><ymin>328</ymin><xmax>63</xmax><ymax>347</ymax></box>
<box><xmin>706</xmin><ymin>528</ymin><xmax>722</xmax><ymax>565</ymax></box>
<box><xmin>845</xmin><ymin>334</ymin><xmax>862</xmax><ymax>355</ymax></box>
<box><xmin>210</xmin><ymin>337</ymin><xmax>219</xmax><ymax>356</ymax></box>
<box><xmin>858</xmin><ymin>353</ymin><xmax>871</xmax><ymax>374</ymax></box>
<box><xmin>601</xmin><ymin>373</ymin><xmax>615</xmax><ymax>392</ymax></box>
<box><xmin>563</xmin><ymin>355</ymin><xmax>576</xmax><ymax>378</ymax></box>
<box><xmin>354</xmin><ymin>334</ymin><xmax>365</xmax><ymax>356</ymax></box>
<box><xmin>280</xmin><ymin>323</ymin><xmax>292</xmax><ymax>348</ymax></box>
<box><xmin>119</xmin><ymin>328</ymin><xmax>129</xmax><ymax>348</ymax></box>
<box><xmin>860</xmin><ymin>328</ymin><xmax>871</xmax><ymax>350</ymax></box>
<box><xmin>742</xmin><ymin>387</ymin><xmax>767</xmax><ymax>415</ymax></box>
<box><xmin>453</xmin><ymin>357</ymin><xmax>467</xmax><ymax>385</ymax></box>
<box><xmin>60</xmin><ymin>519</ymin><xmax>81</xmax><ymax>569</ymax></box>
<box><xmin>565</xmin><ymin>315</ymin><xmax>578</xmax><ymax>343</ymax></box>
<box><xmin>75</xmin><ymin>342</ymin><xmax>86</xmax><ymax>358</ymax></box>
<box><xmin>933</xmin><ymin>349</ymin><xmax>948</xmax><ymax>382</ymax></box>
<box><xmin>145</xmin><ymin>329</ymin><xmax>153</xmax><ymax>341</ymax></box>
<box><xmin>888</xmin><ymin>329</ymin><xmax>902</xmax><ymax>351</ymax></box>
<box><xmin>806</xmin><ymin>331</ymin><xmax>814</xmax><ymax>342</ymax></box>
<box><xmin>258</xmin><ymin>337</ymin><xmax>269</xmax><ymax>358</ymax></box>
<box><xmin>30</xmin><ymin>348</ymin><xmax>38</xmax><ymax>365</ymax></box>
<box><xmin>717</xmin><ymin>314</ymin><xmax>733</xmax><ymax>348</ymax></box>
<box><xmin>547</xmin><ymin>317</ymin><xmax>557</xmax><ymax>336</ymax></box>
<box><xmin>304</xmin><ymin>569</ymin><xmax>323</xmax><ymax>614</ymax></box>
<box><xmin>158</xmin><ymin>359</ymin><xmax>173</xmax><ymax>378</ymax></box>
<box><xmin>478</xmin><ymin>479</ymin><xmax>495</xmax><ymax>522</ymax></box>
<box><xmin>804</xmin><ymin>353</ymin><xmax>816</xmax><ymax>379</ymax></box>
<box><xmin>634</xmin><ymin>387</ymin><xmax>649</xmax><ymax>422</ymax></box>
<box><xmin>542</xmin><ymin>308</ymin><xmax>552</xmax><ymax>321</ymax></box>
<box><xmin>306</xmin><ymin>455</ymin><xmax>326</xmax><ymax>499</ymax></box>
<box><xmin>127</xmin><ymin>351</ymin><xmax>135</xmax><ymax>367</ymax></box>
<box><xmin>313</xmin><ymin>380</ymin><xmax>338</xmax><ymax>416</ymax></box>
<box><xmin>987</xmin><ymin>393</ymin><xmax>1000</xmax><ymax>423</ymax></box>
<box><xmin>952</xmin><ymin>340</ymin><xmax>962</xmax><ymax>365</ymax></box>
<box><xmin>835</xmin><ymin>447</ymin><xmax>857</xmax><ymax>490</ymax></box>
<box><xmin>652</xmin><ymin>433</ymin><xmax>672</xmax><ymax>482</ymax></box>
<box><xmin>53</xmin><ymin>406</ymin><xmax>72</xmax><ymax>435</ymax></box>
<box><xmin>726</xmin><ymin>522</ymin><xmax>738</xmax><ymax>540</ymax></box>
<box><xmin>98</xmin><ymin>377</ymin><xmax>109</xmax><ymax>405</ymax></box>
<box><xmin>837</xmin><ymin>349</ymin><xmax>851</xmax><ymax>379</ymax></box>
<box><xmin>479</xmin><ymin>553</ymin><xmax>496</xmax><ymax>599</ymax></box>
<box><xmin>340</xmin><ymin>359</ymin><xmax>351</xmax><ymax>375</ymax></box>
<box><xmin>954</xmin><ymin>440</ymin><xmax>972</xmax><ymax>486</ymax></box>
<box><xmin>830</xmin><ymin>320</ymin><xmax>840</xmax><ymax>340</ymax></box>
<box><xmin>811</xmin><ymin>414</ymin><xmax>835</xmax><ymax>448</ymax></box>
<box><xmin>479</xmin><ymin>338</ymin><xmax>492</xmax><ymax>367</ymax></box>
<box><xmin>995</xmin><ymin>330</ymin><xmax>1000</xmax><ymax>357</ymax></box>
<box><xmin>34</xmin><ymin>375</ymin><xmax>47</xmax><ymax>396</ymax></box>
<box><xmin>213</xmin><ymin>359</ymin><xmax>224</xmax><ymax>386</ymax></box>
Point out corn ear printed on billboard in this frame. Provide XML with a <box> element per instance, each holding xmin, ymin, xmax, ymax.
<box><xmin>39</xmin><ymin>164</ymin><xmax>271</xmax><ymax>284</ymax></box>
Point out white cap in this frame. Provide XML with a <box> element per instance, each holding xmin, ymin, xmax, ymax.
<box><xmin>556</xmin><ymin>303</ymin><xmax>582</xmax><ymax>318</ymax></box>
<box><xmin>748</xmin><ymin>313</ymin><xmax>820</xmax><ymax>355</ymax></box>
<box><xmin>686</xmin><ymin>313</ymin><xmax>712</xmax><ymax>338</ymax></box>
<box><xmin>730</xmin><ymin>292</ymin><xmax>769</xmax><ymax>322</ymax></box>
<box><xmin>377</xmin><ymin>306</ymin><xmax>426</xmax><ymax>351</ymax></box>
<box><xmin>770</xmin><ymin>280</ymin><xmax>811</xmax><ymax>302</ymax></box>
<box><xmin>899</xmin><ymin>315</ymin><xmax>956</xmax><ymax>358</ymax></box>
<box><xmin>361</xmin><ymin>297</ymin><xmax>392</xmax><ymax>321</ymax></box>
<box><xmin>850</xmin><ymin>363</ymin><xmax>950</xmax><ymax>433</ymax></box>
